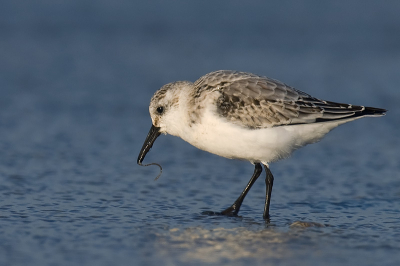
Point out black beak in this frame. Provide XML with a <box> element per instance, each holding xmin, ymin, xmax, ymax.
<box><xmin>137</xmin><ymin>125</ymin><xmax>161</xmax><ymax>165</ymax></box>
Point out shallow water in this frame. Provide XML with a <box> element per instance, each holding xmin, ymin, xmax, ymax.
<box><xmin>1</xmin><ymin>1</ymin><xmax>400</xmax><ymax>265</ymax></box>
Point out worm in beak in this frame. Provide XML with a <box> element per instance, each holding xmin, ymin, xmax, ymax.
<box><xmin>137</xmin><ymin>125</ymin><xmax>163</xmax><ymax>180</ymax></box>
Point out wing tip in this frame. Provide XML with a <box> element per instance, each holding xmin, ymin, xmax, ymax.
<box><xmin>362</xmin><ymin>106</ymin><xmax>387</xmax><ymax>116</ymax></box>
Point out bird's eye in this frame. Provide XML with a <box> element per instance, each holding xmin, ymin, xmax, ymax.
<box><xmin>156</xmin><ymin>106</ymin><xmax>164</xmax><ymax>114</ymax></box>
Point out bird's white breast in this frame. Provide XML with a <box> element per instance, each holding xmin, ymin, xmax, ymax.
<box><xmin>179</xmin><ymin>106</ymin><xmax>351</xmax><ymax>164</ymax></box>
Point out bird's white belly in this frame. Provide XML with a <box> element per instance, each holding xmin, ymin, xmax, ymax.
<box><xmin>181</xmin><ymin>109</ymin><xmax>345</xmax><ymax>163</ymax></box>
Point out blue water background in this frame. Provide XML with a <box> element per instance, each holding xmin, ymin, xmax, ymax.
<box><xmin>0</xmin><ymin>1</ymin><xmax>399</xmax><ymax>265</ymax></box>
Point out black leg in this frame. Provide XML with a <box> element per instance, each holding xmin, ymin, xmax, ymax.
<box><xmin>263</xmin><ymin>164</ymin><xmax>274</xmax><ymax>220</ymax></box>
<box><xmin>221</xmin><ymin>163</ymin><xmax>263</xmax><ymax>216</ymax></box>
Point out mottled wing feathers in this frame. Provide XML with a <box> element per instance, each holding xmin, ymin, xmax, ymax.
<box><xmin>194</xmin><ymin>70</ymin><xmax>385</xmax><ymax>129</ymax></box>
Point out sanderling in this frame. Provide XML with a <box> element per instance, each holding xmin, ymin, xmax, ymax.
<box><xmin>138</xmin><ymin>70</ymin><xmax>386</xmax><ymax>219</ymax></box>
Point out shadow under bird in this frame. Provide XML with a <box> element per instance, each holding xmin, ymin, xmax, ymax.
<box><xmin>138</xmin><ymin>70</ymin><xmax>386</xmax><ymax>220</ymax></box>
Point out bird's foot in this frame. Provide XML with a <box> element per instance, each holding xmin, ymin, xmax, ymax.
<box><xmin>201</xmin><ymin>205</ymin><xmax>240</xmax><ymax>217</ymax></box>
<box><xmin>220</xmin><ymin>205</ymin><xmax>239</xmax><ymax>216</ymax></box>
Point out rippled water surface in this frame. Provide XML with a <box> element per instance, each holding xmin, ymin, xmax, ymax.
<box><xmin>1</xmin><ymin>1</ymin><xmax>400</xmax><ymax>265</ymax></box>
